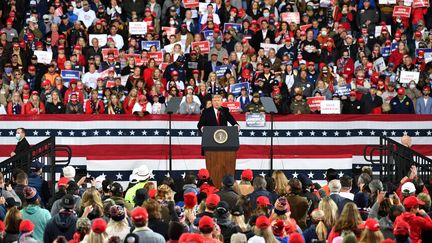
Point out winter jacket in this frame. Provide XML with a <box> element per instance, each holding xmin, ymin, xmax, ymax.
<box><xmin>50</xmin><ymin>195</ymin><xmax>81</xmax><ymax>216</ymax></box>
<box><xmin>43</xmin><ymin>211</ymin><xmax>78</xmax><ymax>242</ymax></box>
<box><xmin>20</xmin><ymin>205</ymin><xmax>51</xmax><ymax>241</ymax></box>
<box><xmin>394</xmin><ymin>212</ymin><xmax>432</xmax><ymax>243</ymax></box>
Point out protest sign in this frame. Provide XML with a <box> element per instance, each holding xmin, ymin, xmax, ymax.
<box><xmin>404</xmin><ymin>0</ymin><xmax>413</xmax><ymax>6</ymax></box>
<box><xmin>413</xmin><ymin>0</ymin><xmax>429</xmax><ymax>7</ymax></box>
<box><xmin>393</xmin><ymin>6</ymin><xmax>411</xmax><ymax>18</ymax></box>
<box><xmin>191</xmin><ymin>41</ymin><xmax>210</xmax><ymax>53</ymax></box>
<box><xmin>215</xmin><ymin>65</ymin><xmax>230</xmax><ymax>78</ymax></box>
<box><xmin>164</xmin><ymin>41</ymin><xmax>184</xmax><ymax>53</ymax></box>
<box><xmin>61</xmin><ymin>70</ymin><xmax>80</xmax><ymax>87</ymax></box>
<box><xmin>203</xmin><ymin>30</ymin><xmax>214</xmax><ymax>40</ymax></box>
<box><xmin>148</xmin><ymin>52</ymin><xmax>163</xmax><ymax>64</ymax></box>
<box><xmin>224</xmin><ymin>23</ymin><xmax>242</xmax><ymax>32</ymax></box>
<box><xmin>102</xmin><ymin>48</ymin><xmax>120</xmax><ymax>61</ymax></box>
<box><xmin>183</xmin><ymin>0</ymin><xmax>199</xmax><ymax>8</ymax></box>
<box><xmin>374</xmin><ymin>57</ymin><xmax>387</xmax><ymax>72</ymax></box>
<box><xmin>246</xmin><ymin>113</ymin><xmax>266</xmax><ymax>127</ymax></box>
<box><xmin>34</xmin><ymin>51</ymin><xmax>52</xmax><ymax>64</ymax></box>
<box><xmin>89</xmin><ymin>34</ymin><xmax>107</xmax><ymax>46</ymax></box>
<box><xmin>129</xmin><ymin>22</ymin><xmax>147</xmax><ymax>35</ymax></box>
<box><xmin>334</xmin><ymin>85</ymin><xmax>351</xmax><ymax>96</ymax></box>
<box><xmin>222</xmin><ymin>102</ymin><xmax>240</xmax><ymax>112</ymax></box>
<box><xmin>281</xmin><ymin>12</ymin><xmax>300</xmax><ymax>24</ymax></box>
<box><xmin>141</xmin><ymin>41</ymin><xmax>161</xmax><ymax>50</ymax></box>
<box><xmin>381</xmin><ymin>47</ymin><xmax>391</xmax><ymax>58</ymax></box>
<box><xmin>260</xmin><ymin>43</ymin><xmax>281</xmax><ymax>55</ymax></box>
<box><xmin>399</xmin><ymin>71</ymin><xmax>420</xmax><ymax>83</ymax></box>
<box><xmin>229</xmin><ymin>82</ymin><xmax>250</xmax><ymax>96</ymax></box>
<box><xmin>321</xmin><ymin>100</ymin><xmax>341</xmax><ymax>114</ymax></box>
<box><xmin>391</xmin><ymin>43</ymin><xmax>398</xmax><ymax>51</ymax></box>
<box><xmin>307</xmin><ymin>96</ymin><xmax>325</xmax><ymax>112</ymax></box>
<box><xmin>162</xmin><ymin>27</ymin><xmax>176</xmax><ymax>36</ymax></box>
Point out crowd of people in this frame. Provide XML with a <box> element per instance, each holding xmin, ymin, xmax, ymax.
<box><xmin>0</xmin><ymin>0</ymin><xmax>430</xmax><ymax>115</ymax></box>
<box><xmin>0</xmin><ymin>161</ymin><xmax>431</xmax><ymax>243</ymax></box>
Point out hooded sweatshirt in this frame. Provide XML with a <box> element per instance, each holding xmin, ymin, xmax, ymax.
<box><xmin>43</xmin><ymin>211</ymin><xmax>78</xmax><ymax>242</ymax></box>
<box><xmin>20</xmin><ymin>205</ymin><xmax>51</xmax><ymax>241</ymax></box>
<box><xmin>394</xmin><ymin>212</ymin><xmax>432</xmax><ymax>243</ymax></box>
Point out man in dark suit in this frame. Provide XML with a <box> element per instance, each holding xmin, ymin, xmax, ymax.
<box><xmin>11</xmin><ymin>127</ymin><xmax>30</xmax><ymax>157</ymax></box>
<box><xmin>197</xmin><ymin>95</ymin><xmax>239</xmax><ymax>134</ymax></box>
<box><xmin>252</xmin><ymin>19</ymin><xmax>275</xmax><ymax>50</ymax></box>
<box><xmin>360</xmin><ymin>85</ymin><xmax>383</xmax><ymax>114</ymax></box>
<box><xmin>202</xmin><ymin>54</ymin><xmax>222</xmax><ymax>82</ymax></box>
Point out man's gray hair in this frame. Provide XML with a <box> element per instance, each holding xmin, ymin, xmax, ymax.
<box><xmin>369</xmin><ymin>179</ymin><xmax>383</xmax><ymax>193</ymax></box>
<box><xmin>329</xmin><ymin>179</ymin><xmax>341</xmax><ymax>193</ymax></box>
<box><xmin>253</xmin><ymin>175</ymin><xmax>267</xmax><ymax>190</ymax></box>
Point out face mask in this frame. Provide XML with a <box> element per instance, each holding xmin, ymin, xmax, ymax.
<box><xmin>5</xmin><ymin>68</ymin><xmax>12</xmax><ymax>73</ymax></box>
<box><xmin>263</xmin><ymin>13</ymin><xmax>270</xmax><ymax>18</ymax></box>
<box><xmin>410</xmin><ymin>84</ymin><xmax>416</xmax><ymax>89</ymax></box>
<box><xmin>343</xmin><ymin>55</ymin><xmax>349</xmax><ymax>59</ymax></box>
<box><xmin>15</xmin><ymin>133</ymin><xmax>21</xmax><ymax>141</ymax></box>
<box><xmin>321</xmin><ymin>31</ymin><xmax>327</xmax><ymax>36</ymax></box>
<box><xmin>170</xmin><ymin>20</ymin><xmax>175</xmax><ymax>25</ymax></box>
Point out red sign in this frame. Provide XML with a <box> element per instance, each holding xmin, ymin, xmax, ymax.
<box><xmin>413</xmin><ymin>0</ymin><xmax>429</xmax><ymax>8</ymax></box>
<box><xmin>191</xmin><ymin>41</ymin><xmax>210</xmax><ymax>53</ymax></box>
<box><xmin>306</xmin><ymin>96</ymin><xmax>325</xmax><ymax>112</ymax></box>
<box><xmin>393</xmin><ymin>6</ymin><xmax>411</xmax><ymax>18</ymax></box>
<box><xmin>300</xmin><ymin>24</ymin><xmax>312</xmax><ymax>32</ymax></box>
<box><xmin>160</xmin><ymin>63</ymin><xmax>169</xmax><ymax>73</ymax></box>
<box><xmin>183</xmin><ymin>0</ymin><xmax>199</xmax><ymax>8</ymax></box>
<box><xmin>162</xmin><ymin>27</ymin><xmax>177</xmax><ymax>36</ymax></box>
<box><xmin>148</xmin><ymin>52</ymin><xmax>163</xmax><ymax>64</ymax></box>
<box><xmin>101</xmin><ymin>48</ymin><xmax>120</xmax><ymax>61</ymax></box>
<box><xmin>106</xmin><ymin>80</ymin><xmax>115</xmax><ymax>88</ymax></box>
<box><xmin>281</xmin><ymin>12</ymin><xmax>300</xmax><ymax>24</ymax></box>
<box><xmin>222</xmin><ymin>101</ymin><xmax>240</xmax><ymax>113</ymax></box>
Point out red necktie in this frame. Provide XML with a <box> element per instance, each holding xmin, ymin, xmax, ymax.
<box><xmin>217</xmin><ymin>110</ymin><xmax>221</xmax><ymax>126</ymax></box>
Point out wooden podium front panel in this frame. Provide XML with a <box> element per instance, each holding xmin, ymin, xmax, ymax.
<box><xmin>204</xmin><ymin>151</ymin><xmax>236</xmax><ymax>188</ymax></box>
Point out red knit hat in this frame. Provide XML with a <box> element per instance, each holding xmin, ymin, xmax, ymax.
<box><xmin>19</xmin><ymin>220</ymin><xmax>35</xmax><ymax>233</ymax></box>
<box><xmin>184</xmin><ymin>192</ymin><xmax>197</xmax><ymax>209</ymax></box>
<box><xmin>131</xmin><ymin>207</ymin><xmax>148</xmax><ymax>222</ymax></box>
<box><xmin>255</xmin><ymin>216</ymin><xmax>270</xmax><ymax>229</ymax></box>
<box><xmin>91</xmin><ymin>218</ymin><xmax>107</xmax><ymax>234</ymax></box>
<box><xmin>205</xmin><ymin>194</ymin><xmax>220</xmax><ymax>208</ymax></box>
<box><xmin>241</xmin><ymin>169</ymin><xmax>253</xmax><ymax>181</ymax></box>
<box><xmin>198</xmin><ymin>168</ymin><xmax>210</xmax><ymax>180</ymax></box>
<box><xmin>199</xmin><ymin>215</ymin><xmax>214</xmax><ymax>229</ymax></box>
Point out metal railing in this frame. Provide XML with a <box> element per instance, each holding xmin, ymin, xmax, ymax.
<box><xmin>364</xmin><ymin>136</ymin><xmax>432</xmax><ymax>183</ymax></box>
<box><xmin>0</xmin><ymin>136</ymin><xmax>72</xmax><ymax>194</ymax></box>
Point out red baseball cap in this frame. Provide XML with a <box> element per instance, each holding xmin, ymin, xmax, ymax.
<box><xmin>31</xmin><ymin>91</ymin><xmax>39</xmax><ymax>96</ymax></box>
<box><xmin>214</xmin><ymin>27</ymin><xmax>220</xmax><ymax>33</ymax></box>
<box><xmin>415</xmin><ymin>31</ymin><xmax>422</xmax><ymax>37</ymax></box>
<box><xmin>255</xmin><ymin>216</ymin><xmax>270</xmax><ymax>229</ymax></box>
<box><xmin>230</xmin><ymin>8</ymin><xmax>237</xmax><ymax>13</ymax></box>
<box><xmin>307</xmin><ymin>61</ymin><xmax>315</xmax><ymax>66</ymax></box>
<box><xmin>349</xmin><ymin>91</ymin><xmax>357</xmax><ymax>96</ymax></box>
<box><xmin>184</xmin><ymin>192</ymin><xmax>197</xmax><ymax>209</ymax></box>
<box><xmin>148</xmin><ymin>188</ymin><xmax>157</xmax><ymax>199</ymax></box>
<box><xmin>131</xmin><ymin>207</ymin><xmax>148</xmax><ymax>222</ymax></box>
<box><xmin>58</xmin><ymin>177</ymin><xmax>69</xmax><ymax>187</ymax></box>
<box><xmin>242</xmin><ymin>69</ymin><xmax>251</xmax><ymax>79</ymax></box>
<box><xmin>403</xmin><ymin>196</ymin><xmax>425</xmax><ymax>208</ymax></box>
<box><xmin>205</xmin><ymin>194</ymin><xmax>220</xmax><ymax>208</ymax></box>
<box><xmin>198</xmin><ymin>168</ymin><xmax>210</xmax><ymax>180</ymax></box>
<box><xmin>241</xmin><ymin>169</ymin><xmax>253</xmax><ymax>181</ymax></box>
<box><xmin>256</xmin><ymin>196</ymin><xmax>271</xmax><ymax>207</ymax></box>
<box><xmin>393</xmin><ymin>221</ymin><xmax>409</xmax><ymax>237</ymax></box>
<box><xmin>6</xmin><ymin>18</ymin><xmax>13</xmax><ymax>25</ymax></box>
<box><xmin>395</xmin><ymin>31</ymin><xmax>401</xmax><ymax>38</ymax></box>
<box><xmin>19</xmin><ymin>220</ymin><xmax>34</xmax><ymax>233</ymax></box>
<box><xmin>27</xmin><ymin>33</ymin><xmax>34</xmax><ymax>41</ymax></box>
<box><xmin>59</xmin><ymin>34</ymin><xmax>65</xmax><ymax>39</ymax></box>
<box><xmin>92</xmin><ymin>218</ymin><xmax>107</xmax><ymax>234</ymax></box>
<box><xmin>359</xmin><ymin>218</ymin><xmax>380</xmax><ymax>232</ymax></box>
<box><xmin>23</xmin><ymin>84</ymin><xmax>30</xmax><ymax>90</ymax></box>
<box><xmin>171</xmin><ymin>70</ymin><xmax>179</xmax><ymax>77</ymax></box>
<box><xmin>423</xmin><ymin>86</ymin><xmax>431</xmax><ymax>91</ymax></box>
<box><xmin>36</xmin><ymin>42</ymin><xmax>43</xmax><ymax>48</ymax></box>
<box><xmin>397</xmin><ymin>87</ymin><xmax>405</xmax><ymax>95</ymax></box>
<box><xmin>241</xmin><ymin>38</ymin><xmax>248</xmax><ymax>44</ymax></box>
<box><xmin>74</xmin><ymin>45</ymin><xmax>81</xmax><ymax>50</ymax></box>
<box><xmin>300</xmin><ymin>31</ymin><xmax>306</xmax><ymax>36</ymax></box>
<box><xmin>238</xmin><ymin>9</ymin><xmax>246</xmax><ymax>17</ymax></box>
<box><xmin>42</xmin><ymin>80</ymin><xmax>51</xmax><ymax>86</ymax></box>
<box><xmin>69</xmin><ymin>79</ymin><xmax>77</xmax><ymax>85</ymax></box>
<box><xmin>192</xmin><ymin>69</ymin><xmax>199</xmax><ymax>74</ymax></box>
<box><xmin>199</xmin><ymin>216</ymin><xmax>214</xmax><ymax>229</ymax></box>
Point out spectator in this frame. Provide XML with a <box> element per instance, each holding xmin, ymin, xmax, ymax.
<box><xmin>45</xmin><ymin>91</ymin><xmax>66</xmax><ymax>114</ymax></box>
<box><xmin>65</xmin><ymin>93</ymin><xmax>84</xmax><ymax>114</ymax></box>
<box><xmin>286</xmin><ymin>179</ymin><xmax>309</xmax><ymax>230</ymax></box>
<box><xmin>43</xmin><ymin>194</ymin><xmax>78</xmax><ymax>242</ymax></box>
<box><xmin>10</xmin><ymin>127</ymin><xmax>30</xmax><ymax>158</ymax></box>
<box><xmin>130</xmin><ymin>207</ymin><xmax>165</xmax><ymax>243</ymax></box>
<box><xmin>106</xmin><ymin>205</ymin><xmax>130</xmax><ymax>241</ymax></box>
<box><xmin>416</xmin><ymin>86</ymin><xmax>432</xmax><ymax>114</ymax></box>
<box><xmin>216</xmin><ymin>175</ymin><xmax>239</xmax><ymax>210</ymax></box>
<box><xmin>327</xmin><ymin>203</ymin><xmax>362</xmax><ymax>242</ymax></box>
<box><xmin>20</xmin><ymin>186</ymin><xmax>51</xmax><ymax>241</ymax></box>
<box><xmin>390</xmin><ymin>87</ymin><xmax>415</xmax><ymax>114</ymax></box>
<box><xmin>28</xmin><ymin>160</ymin><xmax>50</xmax><ymax>206</ymax></box>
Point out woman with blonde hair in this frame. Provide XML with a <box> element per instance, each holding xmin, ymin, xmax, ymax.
<box><xmin>318</xmin><ymin>197</ymin><xmax>338</xmax><ymax>230</ymax></box>
<box><xmin>80</xmin><ymin>188</ymin><xmax>104</xmax><ymax>220</ymax></box>
<box><xmin>272</xmin><ymin>170</ymin><xmax>289</xmax><ymax>196</ymax></box>
<box><xmin>81</xmin><ymin>218</ymin><xmax>108</xmax><ymax>243</ymax></box>
<box><xmin>206</xmin><ymin>72</ymin><xmax>220</xmax><ymax>95</ymax></box>
<box><xmin>231</xmin><ymin>205</ymin><xmax>251</xmax><ymax>234</ymax></box>
<box><xmin>105</xmin><ymin>93</ymin><xmax>124</xmax><ymax>114</ymax></box>
<box><xmin>23</xmin><ymin>91</ymin><xmax>45</xmax><ymax>114</ymax></box>
<box><xmin>358</xmin><ymin>218</ymin><xmax>384</xmax><ymax>243</ymax></box>
<box><xmin>123</xmin><ymin>88</ymin><xmax>138</xmax><ymax>114</ymax></box>
<box><xmin>106</xmin><ymin>205</ymin><xmax>130</xmax><ymax>241</ymax></box>
<box><xmin>252</xmin><ymin>216</ymin><xmax>279</xmax><ymax>243</ymax></box>
<box><xmin>302</xmin><ymin>209</ymin><xmax>328</xmax><ymax>242</ymax></box>
<box><xmin>7</xmin><ymin>91</ymin><xmax>23</xmax><ymax>114</ymax></box>
<box><xmin>327</xmin><ymin>202</ymin><xmax>363</xmax><ymax>242</ymax></box>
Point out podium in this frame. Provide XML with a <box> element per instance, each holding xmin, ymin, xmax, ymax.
<box><xmin>202</xmin><ymin>126</ymin><xmax>240</xmax><ymax>187</ymax></box>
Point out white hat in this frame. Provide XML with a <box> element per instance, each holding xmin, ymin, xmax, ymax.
<box><xmin>401</xmin><ymin>182</ymin><xmax>416</xmax><ymax>194</ymax></box>
<box><xmin>62</xmin><ymin>166</ymin><xmax>76</xmax><ymax>179</ymax></box>
<box><xmin>26</xmin><ymin>17</ymin><xmax>38</xmax><ymax>24</ymax></box>
<box><xmin>248</xmin><ymin>236</ymin><xmax>265</xmax><ymax>243</ymax></box>
<box><xmin>134</xmin><ymin>165</ymin><xmax>151</xmax><ymax>182</ymax></box>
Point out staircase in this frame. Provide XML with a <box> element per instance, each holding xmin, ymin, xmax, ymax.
<box><xmin>364</xmin><ymin>136</ymin><xmax>432</xmax><ymax>183</ymax></box>
<box><xmin>0</xmin><ymin>136</ymin><xmax>72</xmax><ymax>194</ymax></box>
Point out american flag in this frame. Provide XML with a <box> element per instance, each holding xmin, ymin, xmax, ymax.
<box><xmin>1</xmin><ymin>114</ymin><xmax>431</xmax><ymax>183</ymax></box>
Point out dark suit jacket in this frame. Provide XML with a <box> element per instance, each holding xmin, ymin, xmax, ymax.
<box><xmin>14</xmin><ymin>138</ymin><xmax>30</xmax><ymax>155</ymax></box>
<box><xmin>203</xmin><ymin>61</ymin><xmax>222</xmax><ymax>81</ymax></box>
<box><xmin>197</xmin><ymin>107</ymin><xmax>238</xmax><ymax>133</ymax></box>
<box><xmin>330</xmin><ymin>193</ymin><xmax>351</xmax><ymax>214</ymax></box>
<box><xmin>252</xmin><ymin>29</ymin><xmax>275</xmax><ymax>50</ymax></box>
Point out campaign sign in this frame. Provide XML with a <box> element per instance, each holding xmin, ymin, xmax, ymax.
<box><xmin>374</xmin><ymin>57</ymin><xmax>387</xmax><ymax>72</ymax></box>
<box><xmin>393</xmin><ymin>6</ymin><xmax>411</xmax><ymax>18</ymax></box>
<box><xmin>224</xmin><ymin>23</ymin><xmax>242</xmax><ymax>32</ymax></box>
<box><xmin>222</xmin><ymin>101</ymin><xmax>240</xmax><ymax>112</ymax></box>
<box><xmin>215</xmin><ymin>65</ymin><xmax>230</xmax><ymax>78</ymax></box>
<box><xmin>413</xmin><ymin>0</ymin><xmax>429</xmax><ymax>8</ymax></box>
<box><xmin>61</xmin><ymin>70</ymin><xmax>80</xmax><ymax>87</ymax></box>
<box><xmin>148</xmin><ymin>52</ymin><xmax>163</xmax><ymax>64</ymax></box>
<box><xmin>141</xmin><ymin>41</ymin><xmax>161</xmax><ymax>51</ymax></box>
<box><xmin>191</xmin><ymin>41</ymin><xmax>210</xmax><ymax>53</ymax></box>
<box><xmin>129</xmin><ymin>22</ymin><xmax>147</xmax><ymax>35</ymax></box>
<box><xmin>246</xmin><ymin>113</ymin><xmax>266</xmax><ymax>127</ymax></box>
<box><xmin>300</xmin><ymin>24</ymin><xmax>312</xmax><ymax>32</ymax></box>
<box><xmin>89</xmin><ymin>34</ymin><xmax>107</xmax><ymax>46</ymax></box>
<box><xmin>101</xmin><ymin>48</ymin><xmax>120</xmax><ymax>61</ymax></box>
<box><xmin>229</xmin><ymin>82</ymin><xmax>250</xmax><ymax>96</ymax></box>
<box><xmin>399</xmin><ymin>71</ymin><xmax>420</xmax><ymax>83</ymax></box>
<box><xmin>199</xmin><ymin>3</ymin><xmax>216</xmax><ymax>14</ymax></box>
<box><xmin>162</xmin><ymin>27</ymin><xmax>176</xmax><ymax>36</ymax></box>
<box><xmin>374</xmin><ymin>25</ymin><xmax>391</xmax><ymax>37</ymax></box>
<box><xmin>260</xmin><ymin>43</ymin><xmax>281</xmax><ymax>55</ymax></box>
<box><xmin>321</xmin><ymin>100</ymin><xmax>341</xmax><ymax>114</ymax></box>
<box><xmin>381</xmin><ymin>47</ymin><xmax>391</xmax><ymax>58</ymax></box>
<box><xmin>164</xmin><ymin>41</ymin><xmax>184</xmax><ymax>53</ymax></box>
<box><xmin>99</xmin><ymin>67</ymin><xmax>115</xmax><ymax>79</ymax></box>
<box><xmin>391</xmin><ymin>43</ymin><xmax>398</xmax><ymax>51</ymax></box>
<box><xmin>415</xmin><ymin>48</ymin><xmax>432</xmax><ymax>57</ymax></box>
<box><xmin>334</xmin><ymin>85</ymin><xmax>351</xmax><ymax>96</ymax></box>
<box><xmin>203</xmin><ymin>30</ymin><xmax>214</xmax><ymax>40</ymax></box>
<box><xmin>281</xmin><ymin>12</ymin><xmax>300</xmax><ymax>24</ymax></box>
<box><xmin>183</xmin><ymin>0</ymin><xmax>199</xmax><ymax>8</ymax></box>
<box><xmin>307</xmin><ymin>96</ymin><xmax>325</xmax><ymax>112</ymax></box>
<box><xmin>34</xmin><ymin>50</ymin><xmax>52</xmax><ymax>64</ymax></box>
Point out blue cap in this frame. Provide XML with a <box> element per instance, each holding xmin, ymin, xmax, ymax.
<box><xmin>30</xmin><ymin>160</ymin><xmax>44</xmax><ymax>170</ymax></box>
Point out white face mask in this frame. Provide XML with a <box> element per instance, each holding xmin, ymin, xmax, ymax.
<box><xmin>170</xmin><ymin>20</ymin><xmax>175</xmax><ymax>25</ymax></box>
<box><xmin>321</xmin><ymin>31</ymin><xmax>327</xmax><ymax>36</ymax></box>
<box><xmin>263</xmin><ymin>13</ymin><xmax>270</xmax><ymax>18</ymax></box>
<box><xmin>410</xmin><ymin>84</ymin><xmax>416</xmax><ymax>89</ymax></box>
<box><xmin>15</xmin><ymin>133</ymin><xmax>21</xmax><ymax>141</ymax></box>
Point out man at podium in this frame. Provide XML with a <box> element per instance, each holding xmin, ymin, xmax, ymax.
<box><xmin>197</xmin><ymin>95</ymin><xmax>239</xmax><ymax>133</ymax></box>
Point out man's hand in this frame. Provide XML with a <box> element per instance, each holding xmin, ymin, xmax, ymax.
<box><xmin>10</xmin><ymin>151</ymin><xmax>16</xmax><ymax>157</ymax></box>
<box><xmin>377</xmin><ymin>191</ymin><xmax>385</xmax><ymax>204</ymax></box>
<box><xmin>77</xmin><ymin>176</ymin><xmax>86</xmax><ymax>186</ymax></box>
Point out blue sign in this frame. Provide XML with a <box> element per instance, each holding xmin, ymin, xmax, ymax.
<box><xmin>334</xmin><ymin>85</ymin><xmax>351</xmax><ymax>96</ymax></box>
<box><xmin>215</xmin><ymin>65</ymin><xmax>230</xmax><ymax>78</ymax></box>
<box><xmin>141</xmin><ymin>41</ymin><xmax>161</xmax><ymax>51</ymax></box>
<box><xmin>246</xmin><ymin>113</ymin><xmax>266</xmax><ymax>127</ymax></box>
<box><xmin>381</xmin><ymin>47</ymin><xmax>391</xmax><ymax>58</ymax></box>
<box><xmin>224</xmin><ymin>23</ymin><xmax>242</xmax><ymax>32</ymax></box>
<box><xmin>202</xmin><ymin>30</ymin><xmax>214</xmax><ymax>40</ymax></box>
<box><xmin>61</xmin><ymin>70</ymin><xmax>81</xmax><ymax>87</ymax></box>
<box><xmin>391</xmin><ymin>43</ymin><xmax>398</xmax><ymax>52</ymax></box>
<box><xmin>415</xmin><ymin>48</ymin><xmax>432</xmax><ymax>57</ymax></box>
<box><xmin>230</xmin><ymin>82</ymin><xmax>250</xmax><ymax>96</ymax></box>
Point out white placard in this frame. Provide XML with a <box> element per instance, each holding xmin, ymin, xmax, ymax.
<box><xmin>164</xmin><ymin>41</ymin><xmax>185</xmax><ymax>53</ymax></box>
<box><xmin>321</xmin><ymin>100</ymin><xmax>341</xmax><ymax>114</ymax></box>
<box><xmin>33</xmin><ymin>50</ymin><xmax>53</xmax><ymax>64</ymax></box>
<box><xmin>199</xmin><ymin>3</ymin><xmax>216</xmax><ymax>14</ymax></box>
<box><xmin>129</xmin><ymin>22</ymin><xmax>148</xmax><ymax>35</ymax></box>
<box><xmin>379</xmin><ymin>0</ymin><xmax>396</xmax><ymax>3</ymax></box>
<box><xmin>373</xmin><ymin>57</ymin><xmax>387</xmax><ymax>72</ymax></box>
<box><xmin>399</xmin><ymin>71</ymin><xmax>420</xmax><ymax>83</ymax></box>
<box><xmin>89</xmin><ymin>34</ymin><xmax>107</xmax><ymax>47</ymax></box>
<box><xmin>375</xmin><ymin>25</ymin><xmax>392</xmax><ymax>37</ymax></box>
<box><xmin>260</xmin><ymin>43</ymin><xmax>282</xmax><ymax>55</ymax></box>
<box><xmin>404</xmin><ymin>0</ymin><xmax>413</xmax><ymax>6</ymax></box>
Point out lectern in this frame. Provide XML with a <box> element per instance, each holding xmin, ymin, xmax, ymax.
<box><xmin>201</xmin><ymin>126</ymin><xmax>240</xmax><ymax>187</ymax></box>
